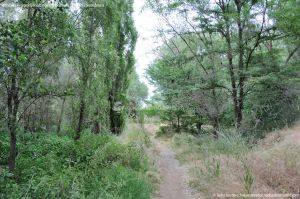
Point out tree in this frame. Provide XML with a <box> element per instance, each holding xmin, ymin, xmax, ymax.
<box><xmin>108</xmin><ymin>0</ymin><xmax>137</xmax><ymax>134</ymax></box>
<box><xmin>127</xmin><ymin>71</ymin><xmax>148</xmax><ymax>118</ymax></box>
<box><xmin>0</xmin><ymin>1</ymin><xmax>72</xmax><ymax>171</ymax></box>
<box><xmin>146</xmin><ymin>0</ymin><xmax>294</xmax><ymax>137</ymax></box>
<box><xmin>147</xmin><ymin>29</ymin><xmax>232</xmax><ymax>135</ymax></box>
<box><xmin>147</xmin><ymin>0</ymin><xmax>278</xmax><ymax>129</ymax></box>
<box><xmin>68</xmin><ymin>0</ymin><xmax>137</xmax><ymax>137</ymax></box>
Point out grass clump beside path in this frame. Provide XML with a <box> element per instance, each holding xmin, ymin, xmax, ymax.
<box><xmin>163</xmin><ymin>127</ymin><xmax>300</xmax><ymax>198</ymax></box>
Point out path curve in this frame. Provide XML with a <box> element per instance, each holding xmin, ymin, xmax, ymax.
<box><xmin>144</xmin><ymin>124</ymin><xmax>196</xmax><ymax>199</ymax></box>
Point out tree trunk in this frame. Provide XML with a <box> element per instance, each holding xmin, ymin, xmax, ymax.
<box><xmin>93</xmin><ymin>108</ymin><xmax>100</xmax><ymax>134</ymax></box>
<box><xmin>75</xmin><ymin>72</ymin><xmax>88</xmax><ymax>140</ymax></box>
<box><xmin>212</xmin><ymin>117</ymin><xmax>219</xmax><ymax>139</ymax></box>
<box><xmin>196</xmin><ymin>122</ymin><xmax>202</xmax><ymax>133</ymax></box>
<box><xmin>236</xmin><ymin>0</ymin><xmax>245</xmax><ymax>129</ymax></box>
<box><xmin>8</xmin><ymin>125</ymin><xmax>17</xmax><ymax>171</ymax></box>
<box><xmin>176</xmin><ymin>114</ymin><xmax>180</xmax><ymax>132</ymax></box>
<box><xmin>75</xmin><ymin>98</ymin><xmax>85</xmax><ymax>140</ymax></box>
<box><xmin>220</xmin><ymin>2</ymin><xmax>240</xmax><ymax>128</ymax></box>
<box><xmin>57</xmin><ymin>97</ymin><xmax>66</xmax><ymax>134</ymax></box>
<box><xmin>237</xmin><ymin>77</ymin><xmax>245</xmax><ymax>128</ymax></box>
<box><xmin>109</xmin><ymin>103</ymin><xmax>121</xmax><ymax>135</ymax></box>
<box><xmin>7</xmin><ymin>76</ymin><xmax>19</xmax><ymax>172</ymax></box>
<box><xmin>109</xmin><ymin>90</ymin><xmax>123</xmax><ymax>135</ymax></box>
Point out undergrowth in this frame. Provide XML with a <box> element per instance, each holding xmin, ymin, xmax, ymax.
<box><xmin>0</xmin><ymin>130</ymin><xmax>152</xmax><ymax>199</ymax></box>
<box><xmin>167</xmin><ymin>127</ymin><xmax>300</xmax><ymax>198</ymax></box>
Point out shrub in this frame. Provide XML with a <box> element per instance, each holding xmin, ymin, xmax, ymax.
<box><xmin>0</xmin><ymin>133</ymin><xmax>9</xmax><ymax>165</ymax></box>
<box><xmin>0</xmin><ymin>131</ymin><xmax>152</xmax><ymax>199</ymax></box>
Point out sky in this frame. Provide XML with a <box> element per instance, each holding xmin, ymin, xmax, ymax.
<box><xmin>133</xmin><ymin>0</ymin><xmax>160</xmax><ymax>98</ymax></box>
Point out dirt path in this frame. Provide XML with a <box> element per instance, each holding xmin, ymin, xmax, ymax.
<box><xmin>144</xmin><ymin>124</ymin><xmax>196</xmax><ymax>199</ymax></box>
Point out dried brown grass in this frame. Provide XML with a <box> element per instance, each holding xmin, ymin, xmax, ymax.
<box><xmin>249</xmin><ymin>125</ymin><xmax>300</xmax><ymax>195</ymax></box>
<box><xmin>170</xmin><ymin>124</ymin><xmax>300</xmax><ymax>198</ymax></box>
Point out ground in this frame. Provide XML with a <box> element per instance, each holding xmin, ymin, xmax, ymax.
<box><xmin>144</xmin><ymin>123</ymin><xmax>300</xmax><ymax>199</ymax></box>
<box><xmin>144</xmin><ymin>124</ymin><xmax>198</xmax><ymax>199</ymax></box>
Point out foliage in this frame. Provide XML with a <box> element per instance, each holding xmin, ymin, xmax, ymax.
<box><xmin>0</xmin><ymin>0</ymin><xmax>141</xmax><ymax>171</ymax></box>
<box><xmin>243</xmin><ymin>164</ymin><xmax>254</xmax><ymax>194</ymax></box>
<box><xmin>146</xmin><ymin>0</ymin><xmax>300</xmax><ymax>139</ymax></box>
<box><xmin>172</xmin><ymin>130</ymin><xmax>250</xmax><ymax>159</ymax></box>
<box><xmin>0</xmin><ymin>132</ymin><xmax>152</xmax><ymax>199</ymax></box>
<box><xmin>127</xmin><ymin>72</ymin><xmax>148</xmax><ymax>119</ymax></box>
<box><xmin>128</xmin><ymin>72</ymin><xmax>148</xmax><ymax>108</ymax></box>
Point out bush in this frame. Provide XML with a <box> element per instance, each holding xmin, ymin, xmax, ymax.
<box><xmin>173</xmin><ymin>130</ymin><xmax>250</xmax><ymax>158</ymax></box>
<box><xmin>0</xmin><ymin>133</ymin><xmax>10</xmax><ymax>165</ymax></box>
<box><xmin>156</xmin><ymin>126</ymin><xmax>175</xmax><ymax>138</ymax></box>
<box><xmin>0</xmin><ymin>132</ymin><xmax>152</xmax><ymax>199</ymax></box>
<box><xmin>244</xmin><ymin>76</ymin><xmax>300</xmax><ymax>140</ymax></box>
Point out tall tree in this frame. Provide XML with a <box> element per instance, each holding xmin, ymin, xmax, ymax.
<box><xmin>147</xmin><ymin>0</ymin><xmax>278</xmax><ymax>130</ymax></box>
<box><xmin>108</xmin><ymin>0</ymin><xmax>137</xmax><ymax>134</ymax></box>
<box><xmin>0</xmin><ymin>1</ymin><xmax>72</xmax><ymax>171</ymax></box>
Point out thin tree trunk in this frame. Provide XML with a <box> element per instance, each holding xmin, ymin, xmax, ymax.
<box><xmin>236</xmin><ymin>0</ymin><xmax>245</xmax><ymax>129</ymax></box>
<box><xmin>75</xmin><ymin>98</ymin><xmax>85</xmax><ymax>140</ymax></box>
<box><xmin>8</xmin><ymin>125</ymin><xmax>17</xmax><ymax>171</ymax></box>
<box><xmin>221</xmin><ymin>3</ymin><xmax>239</xmax><ymax>128</ymax></box>
<box><xmin>176</xmin><ymin>114</ymin><xmax>180</xmax><ymax>132</ymax></box>
<box><xmin>224</xmin><ymin>24</ymin><xmax>239</xmax><ymax>125</ymax></box>
<box><xmin>93</xmin><ymin>108</ymin><xmax>100</xmax><ymax>134</ymax></box>
<box><xmin>75</xmin><ymin>72</ymin><xmax>87</xmax><ymax>140</ymax></box>
<box><xmin>212</xmin><ymin>117</ymin><xmax>219</xmax><ymax>139</ymax></box>
<box><xmin>7</xmin><ymin>76</ymin><xmax>19</xmax><ymax>172</ymax></box>
<box><xmin>57</xmin><ymin>97</ymin><xmax>66</xmax><ymax>134</ymax></box>
<box><xmin>196</xmin><ymin>122</ymin><xmax>202</xmax><ymax>133</ymax></box>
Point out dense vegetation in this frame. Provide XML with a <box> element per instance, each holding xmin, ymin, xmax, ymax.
<box><xmin>0</xmin><ymin>0</ymin><xmax>151</xmax><ymax>198</ymax></box>
<box><xmin>0</xmin><ymin>0</ymin><xmax>300</xmax><ymax>198</ymax></box>
<box><xmin>0</xmin><ymin>0</ymin><xmax>149</xmax><ymax>171</ymax></box>
<box><xmin>146</xmin><ymin>0</ymin><xmax>300</xmax><ymax>139</ymax></box>
<box><xmin>0</xmin><ymin>131</ymin><xmax>152</xmax><ymax>198</ymax></box>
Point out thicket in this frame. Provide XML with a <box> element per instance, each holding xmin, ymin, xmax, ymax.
<box><xmin>0</xmin><ymin>0</ymin><xmax>147</xmax><ymax>172</ymax></box>
<box><xmin>0</xmin><ymin>131</ymin><xmax>152</xmax><ymax>199</ymax></box>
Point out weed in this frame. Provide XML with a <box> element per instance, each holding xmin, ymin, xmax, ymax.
<box><xmin>242</xmin><ymin>163</ymin><xmax>254</xmax><ymax>194</ymax></box>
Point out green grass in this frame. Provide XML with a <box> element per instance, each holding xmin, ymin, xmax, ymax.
<box><xmin>172</xmin><ymin>130</ymin><xmax>250</xmax><ymax>160</ymax></box>
<box><xmin>0</xmin><ymin>131</ymin><xmax>152</xmax><ymax>199</ymax></box>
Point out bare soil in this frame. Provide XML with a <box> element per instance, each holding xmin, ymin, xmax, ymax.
<box><xmin>144</xmin><ymin>124</ymin><xmax>197</xmax><ymax>199</ymax></box>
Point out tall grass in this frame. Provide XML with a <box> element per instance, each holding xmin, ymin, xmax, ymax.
<box><xmin>172</xmin><ymin>130</ymin><xmax>249</xmax><ymax>160</ymax></box>
<box><xmin>169</xmin><ymin>126</ymin><xmax>300</xmax><ymax>198</ymax></box>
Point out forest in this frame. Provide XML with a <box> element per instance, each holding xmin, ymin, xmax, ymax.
<box><xmin>0</xmin><ymin>0</ymin><xmax>300</xmax><ymax>198</ymax></box>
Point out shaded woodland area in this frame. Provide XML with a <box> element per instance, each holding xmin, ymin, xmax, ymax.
<box><xmin>146</xmin><ymin>0</ymin><xmax>300</xmax><ymax>139</ymax></box>
<box><xmin>0</xmin><ymin>1</ymin><xmax>150</xmax><ymax>198</ymax></box>
<box><xmin>0</xmin><ymin>0</ymin><xmax>300</xmax><ymax>198</ymax></box>
<box><xmin>0</xmin><ymin>0</ymin><xmax>149</xmax><ymax>171</ymax></box>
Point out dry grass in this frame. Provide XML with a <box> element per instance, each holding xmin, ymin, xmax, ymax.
<box><xmin>169</xmin><ymin>125</ymin><xmax>300</xmax><ymax>198</ymax></box>
<box><xmin>250</xmin><ymin>125</ymin><xmax>300</xmax><ymax>195</ymax></box>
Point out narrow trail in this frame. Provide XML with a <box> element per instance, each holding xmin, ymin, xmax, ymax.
<box><xmin>144</xmin><ymin>124</ymin><xmax>196</xmax><ymax>199</ymax></box>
